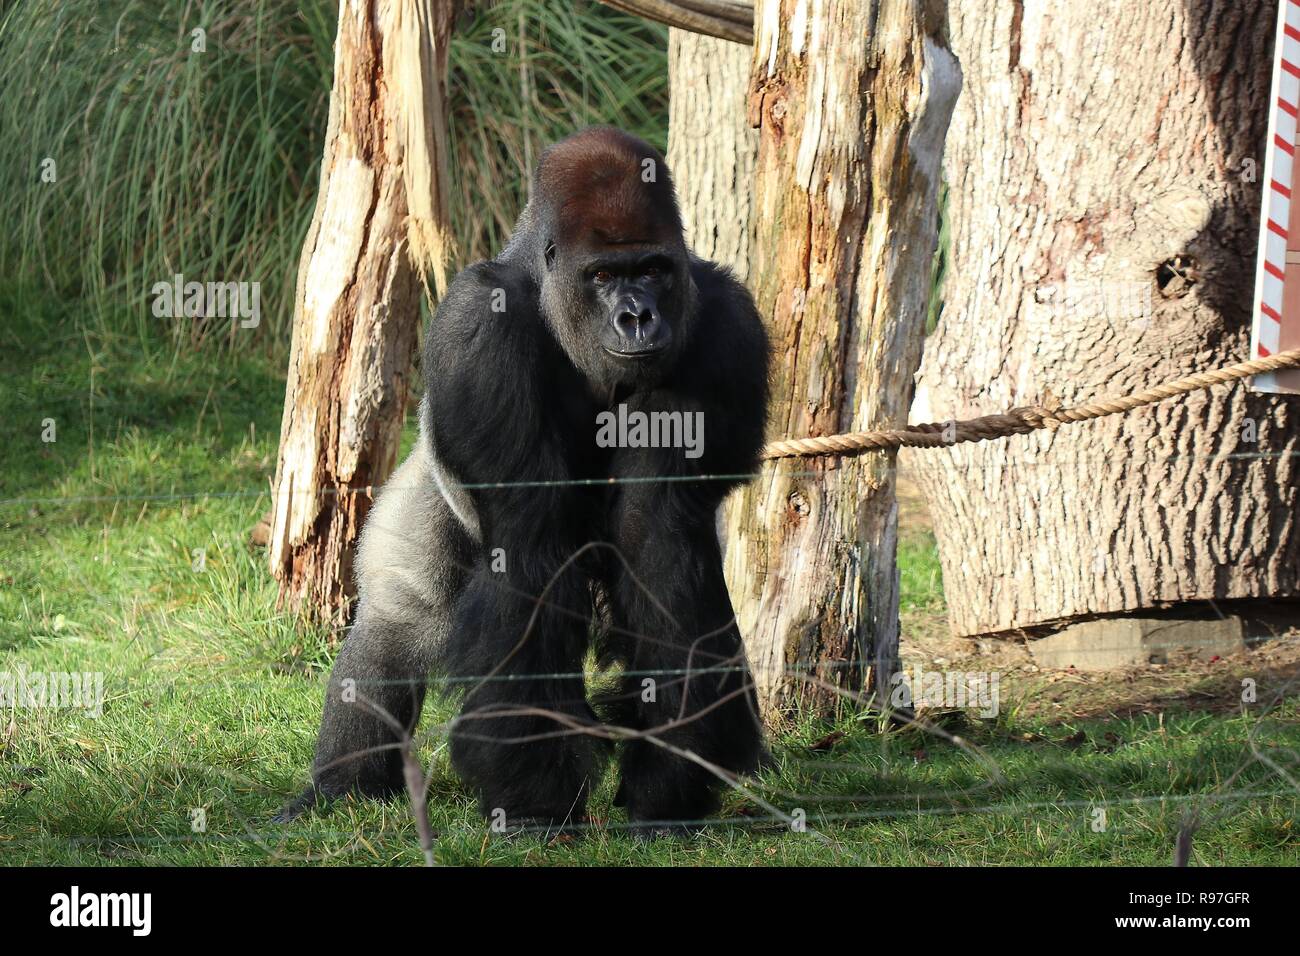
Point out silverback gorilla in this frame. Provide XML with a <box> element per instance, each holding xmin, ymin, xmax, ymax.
<box><xmin>280</xmin><ymin>127</ymin><xmax>770</xmax><ymax>834</ymax></box>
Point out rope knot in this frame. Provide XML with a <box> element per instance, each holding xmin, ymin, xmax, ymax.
<box><xmin>1009</xmin><ymin>404</ymin><xmax>1063</xmax><ymax>430</ymax></box>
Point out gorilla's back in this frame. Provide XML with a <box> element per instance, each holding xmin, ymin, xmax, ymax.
<box><xmin>351</xmin><ymin>400</ymin><xmax>474</xmax><ymax>665</ymax></box>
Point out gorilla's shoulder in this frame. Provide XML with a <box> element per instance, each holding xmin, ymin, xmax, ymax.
<box><xmin>690</xmin><ymin>257</ymin><xmax>746</xmax><ymax>298</ymax></box>
<box><xmin>686</xmin><ymin>257</ymin><xmax>769</xmax><ymax>365</ymax></box>
<box><xmin>423</xmin><ymin>259</ymin><xmax>543</xmax><ymax>381</ymax></box>
<box><xmin>431</xmin><ymin>259</ymin><xmax>539</xmax><ymax>331</ymax></box>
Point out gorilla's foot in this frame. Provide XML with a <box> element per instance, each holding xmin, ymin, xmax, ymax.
<box><xmin>272</xmin><ymin>786</ymin><xmax>323</xmax><ymax>824</ymax></box>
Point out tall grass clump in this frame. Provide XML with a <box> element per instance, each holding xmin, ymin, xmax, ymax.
<box><xmin>0</xmin><ymin>0</ymin><xmax>668</xmax><ymax>356</ymax></box>
<box><xmin>0</xmin><ymin>0</ymin><xmax>336</xmax><ymax>354</ymax></box>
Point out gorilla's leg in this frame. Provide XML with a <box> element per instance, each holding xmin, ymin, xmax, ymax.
<box><xmin>446</xmin><ymin>554</ymin><xmax>606</xmax><ymax>830</ymax></box>
<box><xmin>277</xmin><ymin>446</ymin><xmax>466</xmax><ymax>821</ymax></box>
<box><xmin>310</xmin><ymin>615</ymin><xmax>436</xmax><ymax>799</ymax></box>
<box><xmin>604</xmin><ymin>474</ymin><xmax>765</xmax><ymax>830</ymax></box>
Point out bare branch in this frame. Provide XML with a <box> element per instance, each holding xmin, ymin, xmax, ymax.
<box><xmin>597</xmin><ymin>0</ymin><xmax>753</xmax><ymax>44</ymax></box>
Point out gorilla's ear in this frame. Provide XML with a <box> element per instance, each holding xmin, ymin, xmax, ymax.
<box><xmin>544</xmin><ymin>240</ymin><xmax>557</xmax><ymax>271</ymax></box>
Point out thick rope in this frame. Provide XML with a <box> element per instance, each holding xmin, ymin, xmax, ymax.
<box><xmin>761</xmin><ymin>348</ymin><xmax>1300</xmax><ymax>460</ymax></box>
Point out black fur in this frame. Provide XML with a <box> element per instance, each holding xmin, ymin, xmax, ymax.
<box><xmin>281</xmin><ymin>127</ymin><xmax>769</xmax><ymax>830</ymax></box>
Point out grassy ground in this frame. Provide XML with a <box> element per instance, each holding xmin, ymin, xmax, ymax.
<box><xmin>2</xmin><ymin>292</ymin><xmax>1298</xmax><ymax>866</ymax></box>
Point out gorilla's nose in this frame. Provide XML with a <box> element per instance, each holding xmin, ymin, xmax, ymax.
<box><xmin>614</xmin><ymin>305</ymin><xmax>662</xmax><ymax>347</ymax></box>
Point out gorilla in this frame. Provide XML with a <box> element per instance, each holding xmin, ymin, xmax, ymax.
<box><xmin>281</xmin><ymin>127</ymin><xmax>770</xmax><ymax>833</ymax></box>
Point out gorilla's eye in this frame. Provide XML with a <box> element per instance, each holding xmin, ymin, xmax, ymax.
<box><xmin>592</xmin><ymin>270</ymin><xmax>614</xmax><ymax>284</ymax></box>
<box><xmin>642</xmin><ymin>265</ymin><xmax>660</xmax><ymax>278</ymax></box>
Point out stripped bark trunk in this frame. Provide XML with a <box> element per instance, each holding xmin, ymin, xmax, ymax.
<box><xmin>666</xmin><ymin>27</ymin><xmax>757</xmax><ymax>281</ymax></box>
<box><xmin>269</xmin><ymin>0</ymin><xmax>456</xmax><ymax>627</ymax></box>
<box><xmin>723</xmin><ymin>0</ymin><xmax>961</xmax><ymax>717</ymax></box>
<box><xmin>907</xmin><ymin>0</ymin><xmax>1300</xmax><ymax>638</ymax></box>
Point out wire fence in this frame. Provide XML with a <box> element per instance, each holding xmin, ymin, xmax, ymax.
<box><xmin>5</xmin><ymin>363</ymin><xmax>1300</xmax><ymax>865</ymax></box>
<box><xmin>4</xmin><ymin>463</ymin><xmax>1299</xmax><ymax>865</ymax></box>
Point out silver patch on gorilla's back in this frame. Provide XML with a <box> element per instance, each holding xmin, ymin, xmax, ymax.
<box><xmin>353</xmin><ymin>453</ymin><xmax>443</xmax><ymax>625</ymax></box>
<box><xmin>421</xmin><ymin>397</ymin><xmax>482</xmax><ymax>543</ymax></box>
<box><xmin>351</xmin><ymin>405</ymin><xmax>474</xmax><ymax>653</ymax></box>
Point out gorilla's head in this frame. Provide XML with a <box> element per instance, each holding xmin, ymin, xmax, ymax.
<box><xmin>521</xmin><ymin>127</ymin><xmax>698</xmax><ymax>390</ymax></box>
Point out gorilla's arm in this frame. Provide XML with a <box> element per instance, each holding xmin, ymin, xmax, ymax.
<box><xmin>423</xmin><ymin>262</ymin><xmax>606</xmax><ymax>824</ymax></box>
<box><xmin>602</xmin><ymin>261</ymin><xmax>770</xmax><ymax>825</ymax></box>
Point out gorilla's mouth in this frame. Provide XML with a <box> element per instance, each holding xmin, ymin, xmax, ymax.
<box><xmin>603</xmin><ymin>344</ymin><xmax>665</xmax><ymax>360</ymax></box>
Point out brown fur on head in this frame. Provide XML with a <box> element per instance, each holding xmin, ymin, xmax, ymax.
<box><xmin>534</xmin><ymin>127</ymin><xmax>684</xmax><ymax>251</ymax></box>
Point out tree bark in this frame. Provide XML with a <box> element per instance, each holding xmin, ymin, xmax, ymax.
<box><xmin>269</xmin><ymin>0</ymin><xmax>456</xmax><ymax>627</ymax></box>
<box><xmin>723</xmin><ymin>0</ymin><xmax>961</xmax><ymax>718</ymax></box>
<box><xmin>908</xmin><ymin>0</ymin><xmax>1300</xmax><ymax>638</ymax></box>
<box><xmin>666</xmin><ymin>27</ymin><xmax>757</xmax><ymax>281</ymax></box>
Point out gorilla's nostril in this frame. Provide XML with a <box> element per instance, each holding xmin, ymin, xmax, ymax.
<box><xmin>616</xmin><ymin>309</ymin><xmax>657</xmax><ymax>341</ymax></box>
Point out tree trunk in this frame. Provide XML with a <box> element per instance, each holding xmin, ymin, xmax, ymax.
<box><xmin>908</xmin><ymin>0</ymin><xmax>1300</xmax><ymax>638</ymax></box>
<box><xmin>666</xmin><ymin>27</ymin><xmax>757</xmax><ymax>281</ymax></box>
<box><xmin>723</xmin><ymin>0</ymin><xmax>961</xmax><ymax>718</ymax></box>
<box><xmin>269</xmin><ymin>0</ymin><xmax>456</xmax><ymax>627</ymax></box>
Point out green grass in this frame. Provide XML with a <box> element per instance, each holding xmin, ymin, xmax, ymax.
<box><xmin>2</xmin><ymin>295</ymin><xmax>1299</xmax><ymax>866</ymax></box>
<box><xmin>899</xmin><ymin>536</ymin><xmax>945</xmax><ymax>617</ymax></box>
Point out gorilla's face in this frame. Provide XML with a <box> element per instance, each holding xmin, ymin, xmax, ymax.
<box><xmin>524</xmin><ymin>126</ymin><xmax>697</xmax><ymax>390</ymax></box>
<box><xmin>587</xmin><ymin>250</ymin><xmax>674</xmax><ymax>358</ymax></box>
<box><xmin>542</xmin><ymin>238</ymin><xmax>695</xmax><ymax>390</ymax></box>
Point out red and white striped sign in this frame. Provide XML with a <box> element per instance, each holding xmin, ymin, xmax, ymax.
<box><xmin>1252</xmin><ymin>0</ymin><xmax>1300</xmax><ymax>393</ymax></box>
